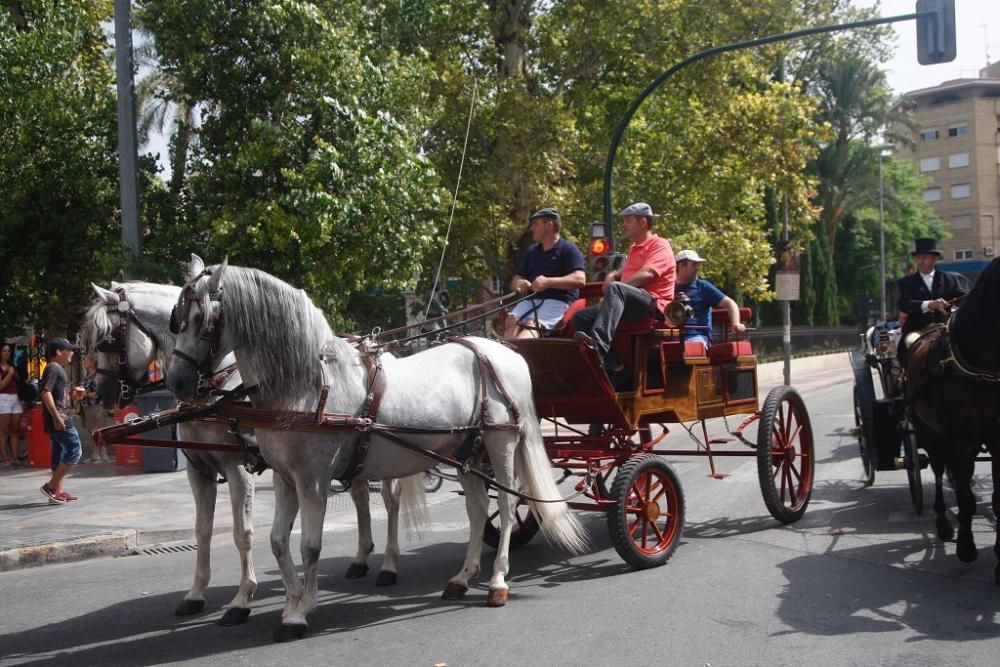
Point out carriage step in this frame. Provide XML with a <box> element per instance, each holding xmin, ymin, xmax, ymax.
<box><xmin>708</xmin><ymin>438</ymin><xmax>733</xmax><ymax>444</ymax></box>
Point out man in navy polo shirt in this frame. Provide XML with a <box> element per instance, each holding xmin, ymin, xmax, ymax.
<box><xmin>674</xmin><ymin>249</ymin><xmax>745</xmax><ymax>346</ymax></box>
<box><xmin>503</xmin><ymin>207</ymin><xmax>586</xmax><ymax>339</ymax></box>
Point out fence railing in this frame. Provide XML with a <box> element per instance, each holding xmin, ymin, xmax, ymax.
<box><xmin>744</xmin><ymin>326</ymin><xmax>860</xmax><ymax>362</ymax></box>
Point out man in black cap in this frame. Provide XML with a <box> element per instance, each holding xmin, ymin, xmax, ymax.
<box><xmin>39</xmin><ymin>337</ymin><xmax>83</xmax><ymax>504</ymax></box>
<box><xmin>503</xmin><ymin>207</ymin><xmax>586</xmax><ymax>339</ymax></box>
<box><xmin>897</xmin><ymin>238</ymin><xmax>968</xmax><ymax>360</ymax></box>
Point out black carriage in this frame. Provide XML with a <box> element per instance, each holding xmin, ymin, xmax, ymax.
<box><xmin>850</xmin><ymin>323</ymin><xmax>928</xmax><ymax>511</ymax></box>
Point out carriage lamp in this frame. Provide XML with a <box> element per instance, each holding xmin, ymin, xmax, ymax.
<box><xmin>664</xmin><ymin>294</ymin><xmax>694</xmax><ymax>327</ymax></box>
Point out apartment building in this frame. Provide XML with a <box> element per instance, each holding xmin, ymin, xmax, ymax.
<box><xmin>894</xmin><ymin>61</ymin><xmax>1000</xmax><ymax>276</ymax></box>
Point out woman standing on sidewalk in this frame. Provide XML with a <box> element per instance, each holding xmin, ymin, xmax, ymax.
<box><xmin>78</xmin><ymin>355</ymin><xmax>112</xmax><ymax>463</ymax></box>
<box><xmin>0</xmin><ymin>343</ymin><xmax>23</xmax><ymax>468</ymax></box>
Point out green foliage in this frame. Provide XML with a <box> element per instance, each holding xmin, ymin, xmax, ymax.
<box><xmin>0</xmin><ymin>0</ymin><xmax>122</xmax><ymax>338</ymax></box>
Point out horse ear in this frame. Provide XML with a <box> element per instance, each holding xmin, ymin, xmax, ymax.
<box><xmin>91</xmin><ymin>283</ymin><xmax>119</xmax><ymax>305</ymax></box>
<box><xmin>207</xmin><ymin>257</ymin><xmax>228</xmax><ymax>294</ymax></box>
<box><xmin>186</xmin><ymin>254</ymin><xmax>205</xmax><ymax>282</ymax></box>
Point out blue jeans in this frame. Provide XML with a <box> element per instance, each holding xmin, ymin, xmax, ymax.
<box><xmin>571</xmin><ymin>282</ymin><xmax>655</xmax><ymax>368</ymax></box>
<box><xmin>50</xmin><ymin>425</ymin><xmax>82</xmax><ymax>470</ymax></box>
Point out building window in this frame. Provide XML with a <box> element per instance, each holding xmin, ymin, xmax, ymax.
<box><xmin>489</xmin><ymin>275</ymin><xmax>502</xmax><ymax>294</ymax></box>
<box><xmin>920</xmin><ymin>128</ymin><xmax>940</xmax><ymax>141</ymax></box>
<box><xmin>920</xmin><ymin>157</ymin><xmax>941</xmax><ymax>172</ymax></box>
<box><xmin>948</xmin><ymin>124</ymin><xmax>968</xmax><ymax>137</ymax></box>
<box><xmin>948</xmin><ymin>152</ymin><xmax>969</xmax><ymax>168</ymax></box>
<box><xmin>955</xmin><ymin>249</ymin><xmax>974</xmax><ymax>260</ymax></box>
<box><xmin>951</xmin><ymin>214</ymin><xmax>973</xmax><ymax>230</ymax></box>
<box><xmin>922</xmin><ymin>187</ymin><xmax>942</xmax><ymax>202</ymax></box>
<box><xmin>950</xmin><ymin>183</ymin><xmax>971</xmax><ymax>199</ymax></box>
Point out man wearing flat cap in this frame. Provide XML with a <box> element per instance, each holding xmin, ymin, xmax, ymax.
<box><xmin>896</xmin><ymin>237</ymin><xmax>968</xmax><ymax>360</ymax></box>
<box><xmin>572</xmin><ymin>202</ymin><xmax>676</xmax><ymax>376</ymax></box>
<box><xmin>504</xmin><ymin>207</ymin><xmax>586</xmax><ymax>339</ymax></box>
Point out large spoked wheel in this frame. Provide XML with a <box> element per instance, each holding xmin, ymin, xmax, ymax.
<box><xmin>901</xmin><ymin>423</ymin><xmax>924</xmax><ymax>515</ymax></box>
<box><xmin>756</xmin><ymin>385</ymin><xmax>814</xmax><ymax>523</ymax></box>
<box><xmin>853</xmin><ymin>388</ymin><xmax>876</xmax><ymax>487</ymax></box>
<box><xmin>606</xmin><ymin>454</ymin><xmax>684</xmax><ymax>570</ymax></box>
<box><xmin>850</xmin><ymin>349</ymin><xmax>877</xmax><ymax>486</ymax></box>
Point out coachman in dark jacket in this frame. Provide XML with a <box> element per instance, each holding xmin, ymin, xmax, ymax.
<box><xmin>897</xmin><ymin>238</ymin><xmax>969</xmax><ymax>361</ymax></box>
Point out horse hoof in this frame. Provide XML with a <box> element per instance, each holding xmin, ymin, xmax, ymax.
<box><xmin>344</xmin><ymin>562</ymin><xmax>369</xmax><ymax>579</ymax></box>
<box><xmin>957</xmin><ymin>543</ymin><xmax>979</xmax><ymax>564</ymax></box>
<box><xmin>219</xmin><ymin>607</ymin><xmax>251</xmax><ymax>626</ymax></box>
<box><xmin>375</xmin><ymin>571</ymin><xmax>397</xmax><ymax>587</ymax></box>
<box><xmin>273</xmin><ymin>623</ymin><xmax>308</xmax><ymax>643</ymax></box>
<box><xmin>487</xmin><ymin>588</ymin><xmax>508</xmax><ymax>607</ymax></box>
<box><xmin>174</xmin><ymin>599</ymin><xmax>205</xmax><ymax>616</ymax></box>
<box><xmin>936</xmin><ymin>520</ymin><xmax>954</xmax><ymax>542</ymax></box>
<box><xmin>441</xmin><ymin>582</ymin><xmax>468</xmax><ymax>600</ymax></box>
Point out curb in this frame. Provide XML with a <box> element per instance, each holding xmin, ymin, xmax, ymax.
<box><xmin>0</xmin><ymin>530</ymin><xmax>138</xmax><ymax>571</ymax></box>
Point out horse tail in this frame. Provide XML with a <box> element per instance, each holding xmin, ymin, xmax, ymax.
<box><xmin>398</xmin><ymin>474</ymin><xmax>428</xmax><ymax>537</ymax></box>
<box><xmin>516</xmin><ymin>402</ymin><xmax>590</xmax><ymax>554</ymax></box>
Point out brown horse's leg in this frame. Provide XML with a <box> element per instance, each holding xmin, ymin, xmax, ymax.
<box><xmin>931</xmin><ymin>454</ymin><xmax>953</xmax><ymax>542</ymax></box>
<box><xmin>951</xmin><ymin>445</ymin><xmax>979</xmax><ymax>564</ymax></box>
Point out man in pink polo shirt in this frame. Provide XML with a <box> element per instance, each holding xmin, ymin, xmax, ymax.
<box><xmin>572</xmin><ymin>202</ymin><xmax>676</xmax><ymax>377</ymax></box>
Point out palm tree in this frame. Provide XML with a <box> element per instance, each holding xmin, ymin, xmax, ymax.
<box><xmin>134</xmin><ymin>39</ymin><xmax>196</xmax><ymax>200</ymax></box>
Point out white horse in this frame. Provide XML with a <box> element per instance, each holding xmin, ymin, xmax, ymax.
<box><xmin>166</xmin><ymin>258</ymin><xmax>588</xmax><ymax>641</ymax></box>
<box><xmin>85</xmin><ymin>281</ymin><xmax>258</xmax><ymax>626</ymax></box>
<box><xmin>86</xmin><ymin>281</ymin><xmax>419</xmax><ymax>616</ymax></box>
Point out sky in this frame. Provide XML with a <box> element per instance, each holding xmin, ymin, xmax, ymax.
<box><xmin>854</xmin><ymin>0</ymin><xmax>1000</xmax><ymax>94</ymax></box>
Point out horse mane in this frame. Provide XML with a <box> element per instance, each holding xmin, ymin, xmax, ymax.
<box><xmin>950</xmin><ymin>257</ymin><xmax>1000</xmax><ymax>369</ymax></box>
<box><xmin>214</xmin><ymin>266</ymin><xmax>334</xmax><ymax>403</ymax></box>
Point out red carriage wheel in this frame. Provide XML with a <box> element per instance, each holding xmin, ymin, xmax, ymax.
<box><xmin>605</xmin><ymin>454</ymin><xmax>684</xmax><ymax>569</ymax></box>
<box><xmin>756</xmin><ymin>385</ymin><xmax>814</xmax><ymax>523</ymax></box>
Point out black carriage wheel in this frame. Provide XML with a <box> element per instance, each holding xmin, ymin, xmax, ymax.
<box><xmin>902</xmin><ymin>423</ymin><xmax>924</xmax><ymax>515</ymax></box>
<box><xmin>605</xmin><ymin>454</ymin><xmax>684</xmax><ymax>570</ymax></box>
<box><xmin>850</xmin><ymin>349</ymin><xmax>878</xmax><ymax>486</ymax></box>
<box><xmin>482</xmin><ymin>496</ymin><xmax>540</xmax><ymax>550</ymax></box>
<box><xmin>756</xmin><ymin>385</ymin><xmax>814</xmax><ymax>523</ymax></box>
<box><xmin>853</xmin><ymin>388</ymin><xmax>876</xmax><ymax>487</ymax></box>
<box><xmin>423</xmin><ymin>468</ymin><xmax>443</xmax><ymax>493</ymax></box>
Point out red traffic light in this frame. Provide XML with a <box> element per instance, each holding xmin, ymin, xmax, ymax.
<box><xmin>589</xmin><ymin>238</ymin><xmax>609</xmax><ymax>255</ymax></box>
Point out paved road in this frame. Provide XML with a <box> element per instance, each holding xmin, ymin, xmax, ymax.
<box><xmin>1</xmin><ymin>372</ymin><xmax>998</xmax><ymax>666</ymax></box>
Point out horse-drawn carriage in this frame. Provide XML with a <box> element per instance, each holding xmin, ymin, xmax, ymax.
<box><xmin>492</xmin><ymin>283</ymin><xmax>814</xmax><ymax>568</ymax></box>
<box><xmin>850</xmin><ymin>321</ymin><xmax>929</xmax><ymax>511</ymax></box>
<box><xmin>91</xmin><ymin>262</ymin><xmax>815</xmax><ymax>639</ymax></box>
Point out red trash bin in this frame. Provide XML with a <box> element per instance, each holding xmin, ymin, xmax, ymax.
<box><xmin>113</xmin><ymin>406</ymin><xmax>143</xmax><ymax>467</ymax></box>
<box><xmin>25</xmin><ymin>406</ymin><xmax>50</xmax><ymax>469</ymax></box>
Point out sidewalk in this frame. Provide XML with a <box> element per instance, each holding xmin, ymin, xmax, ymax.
<box><xmin>0</xmin><ymin>352</ymin><xmax>851</xmax><ymax>572</ymax></box>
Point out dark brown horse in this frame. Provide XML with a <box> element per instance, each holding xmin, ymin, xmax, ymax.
<box><xmin>908</xmin><ymin>257</ymin><xmax>1000</xmax><ymax>584</ymax></box>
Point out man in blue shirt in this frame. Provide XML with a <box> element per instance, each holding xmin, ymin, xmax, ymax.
<box><xmin>504</xmin><ymin>207</ymin><xmax>586</xmax><ymax>339</ymax></box>
<box><xmin>674</xmin><ymin>249</ymin><xmax>745</xmax><ymax>345</ymax></box>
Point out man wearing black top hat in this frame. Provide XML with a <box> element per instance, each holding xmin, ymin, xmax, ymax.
<box><xmin>896</xmin><ymin>238</ymin><xmax>968</xmax><ymax>360</ymax></box>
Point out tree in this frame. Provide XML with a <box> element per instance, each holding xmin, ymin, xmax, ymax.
<box><xmin>0</xmin><ymin>0</ymin><xmax>122</xmax><ymax>339</ymax></box>
<box><xmin>138</xmin><ymin>1</ymin><xmax>443</xmax><ymax>327</ymax></box>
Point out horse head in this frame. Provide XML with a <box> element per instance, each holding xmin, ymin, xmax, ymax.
<box><xmin>167</xmin><ymin>254</ymin><xmax>230</xmax><ymax>402</ymax></box>
<box><xmin>87</xmin><ymin>282</ymin><xmax>175</xmax><ymax>409</ymax></box>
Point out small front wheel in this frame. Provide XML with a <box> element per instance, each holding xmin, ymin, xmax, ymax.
<box><xmin>423</xmin><ymin>467</ymin><xmax>443</xmax><ymax>493</ymax></box>
<box><xmin>606</xmin><ymin>454</ymin><xmax>684</xmax><ymax>569</ymax></box>
<box><xmin>757</xmin><ymin>385</ymin><xmax>814</xmax><ymax>523</ymax></box>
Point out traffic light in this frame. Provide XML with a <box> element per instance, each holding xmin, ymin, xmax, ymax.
<box><xmin>916</xmin><ymin>0</ymin><xmax>956</xmax><ymax>65</ymax></box>
<box><xmin>588</xmin><ymin>221</ymin><xmax>611</xmax><ymax>282</ymax></box>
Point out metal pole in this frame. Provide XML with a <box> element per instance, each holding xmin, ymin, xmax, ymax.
<box><xmin>115</xmin><ymin>0</ymin><xmax>141</xmax><ymax>268</ymax></box>
<box><xmin>782</xmin><ymin>194</ymin><xmax>791</xmax><ymax>386</ymax></box>
<box><xmin>878</xmin><ymin>152</ymin><xmax>886</xmax><ymax>322</ymax></box>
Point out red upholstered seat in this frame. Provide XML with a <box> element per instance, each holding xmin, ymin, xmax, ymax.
<box><xmin>707</xmin><ymin>340</ymin><xmax>753</xmax><ymax>363</ymax></box>
<box><xmin>611</xmin><ymin>316</ymin><xmax>665</xmax><ymax>368</ymax></box>
<box><xmin>556</xmin><ymin>298</ymin><xmax>588</xmax><ymax>336</ymax></box>
<box><xmin>663</xmin><ymin>340</ymin><xmax>707</xmax><ymax>363</ymax></box>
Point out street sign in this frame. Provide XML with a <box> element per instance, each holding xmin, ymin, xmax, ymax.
<box><xmin>775</xmin><ymin>271</ymin><xmax>800</xmax><ymax>301</ymax></box>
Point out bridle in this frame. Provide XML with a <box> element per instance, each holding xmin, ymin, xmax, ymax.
<box><xmin>94</xmin><ymin>287</ymin><xmax>163</xmax><ymax>408</ymax></box>
<box><xmin>170</xmin><ymin>272</ymin><xmax>229</xmax><ymax>394</ymax></box>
